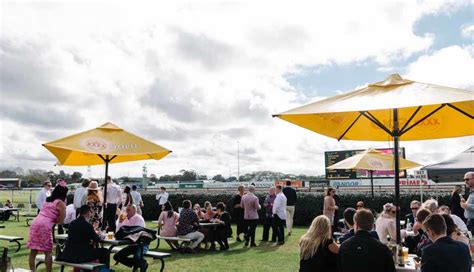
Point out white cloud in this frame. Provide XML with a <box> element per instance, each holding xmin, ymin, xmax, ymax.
<box><xmin>1</xmin><ymin>1</ymin><xmax>472</xmax><ymax>178</ymax></box>
<box><xmin>461</xmin><ymin>24</ymin><xmax>474</xmax><ymax>40</ymax></box>
<box><xmin>405</xmin><ymin>45</ymin><xmax>474</xmax><ymax>89</ymax></box>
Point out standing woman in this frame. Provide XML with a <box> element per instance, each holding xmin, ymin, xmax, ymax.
<box><xmin>81</xmin><ymin>180</ymin><xmax>103</xmax><ymax>229</ymax></box>
<box><xmin>27</xmin><ymin>181</ymin><xmax>68</xmax><ymax>272</ymax></box>
<box><xmin>299</xmin><ymin>215</ymin><xmax>339</xmax><ymax>272</ymax></box>
<box><xmin>122</xmin><ymin>186</ymin><xmax>134</xmax><ymax>210</ymax></box>
<box><xmin>323</xmin><ymin>187</ymin><xmax>338</xmax><ymax>232</ymax></box>
<box><xmin>451</xmin><ymin>185</ymin><xmax>467</xmax><ymax>223</ymax></box>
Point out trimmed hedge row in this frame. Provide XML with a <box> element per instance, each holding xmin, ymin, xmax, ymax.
<box><xmin>139</xmin><ymin>192</ymin><xmax>451</xmax><ymax>226</ymax></box>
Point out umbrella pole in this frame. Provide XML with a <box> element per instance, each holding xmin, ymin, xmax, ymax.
<box><xmin>370</xmin><ymin>170</ymin><xmax>374</xmax><ymax>199</ymax></box>
<box><xmin>102</xmin><ymin>156</ymin><xmax>109</xmax><ymax>230</ymax></box>
<box><xmin>393</xmin><ymin>109</ymin><xmax>402</xmax><ymax>244</ymax></box>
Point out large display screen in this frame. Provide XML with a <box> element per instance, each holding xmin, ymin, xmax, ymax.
<box><xmin>324</xmin><ymin>148</ymin><xmax>406</xmax><ymax>179</ymax></box>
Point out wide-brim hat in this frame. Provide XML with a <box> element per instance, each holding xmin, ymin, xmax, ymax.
<box><xmin>87</xmin><ymin>180</ymin><xmax>100</xmax><ymax>190</ymax></box>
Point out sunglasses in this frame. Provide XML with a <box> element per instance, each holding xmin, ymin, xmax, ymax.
<box><xmin>390</xmin><ymin>210</ymin><xmax>397</xmax><ymax>214</ymax></box>
<box><xmin>464</xmin><ymin>178</ymin><xmax>472</xmax><ymax>181</ymax></box>
<box><xmin>411</xmin><ymin>207</ymin><xmax>419</xmax><ymax>210</ymax></box>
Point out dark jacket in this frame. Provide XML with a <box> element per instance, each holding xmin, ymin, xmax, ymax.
<box><xmin>214</xmin><ymin>212</ymin><xmax>233</xmax><ymax>238</ymax></box>
<box><xmin>282</xmin><ymin>186</ymin><xmax>297</xmax><ymax>206</ymax></box>
<box><xmin>451</xmin><ymin>193</ymin><xmax>467</xmax><ymax>222</ymax></box>
<box><xmin>405</xmin><ymin>213</ymin><xmax>415</xmax><ymax>226</ymax></box>
<box><xmin>115</xmin><ymin>225</ymin><xmax>157</xmax><ymax>245</ymax></box>
<box><xmin>60</xmin><ymin>216</ymin><xmax>101</xmax><ymax>263</ymax></box>
<box><xmin>338</xmin><ymin>228</ymin><xmax>379</xmax><ymax>243</ymax></box>
<box><xmin>338</xmin><ymin>230</ymin><xmax>395</xmax><ymax>272</ymax></box>
<box><xmin>300</xmin><ymin>238</ymin><xmax>337</xmax><ymax>272</ymax></box>
<box><xmin>421</xmin><ymin>236</ymin><xmax>471</xmax><ymax>272</ymax></box>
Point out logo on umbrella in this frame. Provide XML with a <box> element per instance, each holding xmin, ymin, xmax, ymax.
<box><xmin>82</xmin><ymin>138</ymin><xmax>108</xmax><ymax>151</ymax></box>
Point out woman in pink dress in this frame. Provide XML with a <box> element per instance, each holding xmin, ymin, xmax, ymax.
<box><xmin>157</xmin><ymin>201</ymin><xmax>179</xmax><ymax>249</ymax></box>
<box><xmin>27</xmin><ymin>181</ymin><xmax>68</xmax><ymax>272</ymax></box>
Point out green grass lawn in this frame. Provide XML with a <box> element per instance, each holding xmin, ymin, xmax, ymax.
<box><xmin>1</xmin><ymin>219</ymin><xmax>302</xmax><ymax>271</ymax></box>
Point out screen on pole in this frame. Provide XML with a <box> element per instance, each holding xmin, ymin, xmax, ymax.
<box><xmin>324</xmin><ymin>148</ymin><xmax>406</xmax><ymax>179</ymax></box>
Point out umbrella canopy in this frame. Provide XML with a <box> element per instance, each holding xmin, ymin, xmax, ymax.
<box><xmin>43</xmin><ymin>122</ymin><xmax>172</xmax><ymax>230</ymax></box>
<box><xmin>274</xmin><ymin>74</ymin><xmax>473</xmax><ymax>141</ymax></box>
<box><xmin>43</xmin><ymin>122</ymin><xmax>171</xmax><ymax>166</ymax></box>
<box><xmin>327</xmin><ymin>148</ymin><xmax>422</xmax><ymax>198</ymax></box>
<box><xmin>327</xmin><ymin>148</ymin><xmax>421</xmax><ymax>171</ymax></box>
<box><xmin>274</xmin><ymin>73</ymin><xmax>473</xmax><ymax>244</ymax></box>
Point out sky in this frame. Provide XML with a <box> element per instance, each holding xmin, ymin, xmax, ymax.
<box><xmin>1</xmin><ymin>1</ymin><xmax>473</xmax><ymax>179</ymax></box>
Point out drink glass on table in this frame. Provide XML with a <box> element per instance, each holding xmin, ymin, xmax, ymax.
<box><xmin>107</xmin><ymin>232</ymin><xmax>114</xmax><ymax>240</ymax></box>
<box><xmin>402</xmin><ymin>247</ymin><xmax>409</xmax><ymax>262</ymax></box>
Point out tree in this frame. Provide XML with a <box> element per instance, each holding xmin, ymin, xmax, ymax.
<box><xmin>71</xmin><ymin>172</ymin><xmax>82</xmax><ymax>182</ymax></box>
<box><xmin>180</xmin><ymin>170</ymin><xmax>197</xmax><ymax>181</ymax></box>
<box><xmin>197</xmin><ymin>174</ymin><xmax>208</xmax><ymax>180</ymax></box>
<box><xmin>0</xmin><ymin>170</ymin><xmax>17</xmax><ymax>178</ymax></box>
<box><xmin>212</xmin><ymin>174</ymin><xmax>226</xmax><ymax>182</ymax></box>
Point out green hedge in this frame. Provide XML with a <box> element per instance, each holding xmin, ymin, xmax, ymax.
<box><xmin>139</xmin><ymin>192</ymin><xmax>451</xmax><ymax>226</ymax></box>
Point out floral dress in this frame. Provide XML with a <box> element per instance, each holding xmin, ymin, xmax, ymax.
<box><xmin>27</xmin><ymin>199</ymin><xmax>63</xmax><ymax>252</ymax></box>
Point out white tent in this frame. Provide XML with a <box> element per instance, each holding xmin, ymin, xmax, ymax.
<box><xmin>422</xmin><ymin>147</ymin><xmax>474</xmax><ymax>183</ymax></box>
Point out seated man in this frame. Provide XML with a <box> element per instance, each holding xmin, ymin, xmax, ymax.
<box><xmin>338</xmin><ymin>209</ymin><xmax>395</xmax><ymax>272</ymax></box>
<box><xmin>177</xmin><ymin>200</ymin><xmax>205</xmax><ymax>253</ymax></box>
<box><xmin>339</xmin><ymin>208</ymin><xmax>379</xmax><ymax>243</ymax></box>
<box><xmin>439</xmin><ymin>205</ymin><xmax>468</xmax><ymax>233</ymax></box>
<box><xmin>60</xmin><ymin>205</ymin><xmax>109</xmax><ymax>267</ymax></box>
<box><xmin>114</xmin><ymin>204</ymin><xmax>149</xmax><ymax>272</ymax></box>
<box><xmin>420</xmin><ymin>213</ymin><xmax>471</xmax><ymax>272</ymax></box>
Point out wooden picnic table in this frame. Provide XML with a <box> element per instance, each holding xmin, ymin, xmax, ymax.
<box><xmin>0</xmin><ymin>208</ymin><xmax>21</xmax><ymax>222</ymax></box>
<box><xmin>55</xmin><ymin>233</ymin><xmax>132</xmax><ymax>255</ymax></box>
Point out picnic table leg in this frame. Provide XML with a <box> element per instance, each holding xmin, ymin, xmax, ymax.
<box><xmin>159</xmin><ymin>258</ymin><xmax>165</xmax><ymax>272</ymax></box>
<box><xmin>155</xmin><ymin>227</ymin><xmax>161</xmax><ymax>249</ymax></box>
<box><xmin>12</xmin><ymin>240</ymin><xmax>21</xmax><ymax>252</ymax></box>
<box><xmin>16</xmin><ymin>210</ymin><xmax>20</xmax><ymax>222</ymax></box>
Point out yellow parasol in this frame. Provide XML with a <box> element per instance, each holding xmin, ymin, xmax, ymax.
<box><xmin>43</xmin><ymin>122</ymin><xmax>172</xmax><ymax>227</ymax></box>
<box><xmin>327</xmin><ymin>148</ymin><xmax>422</xmax><ymax>198</ymax></box>
<box><xmin>274</xmin><ymin>73</ymin><xmax>473</xmax><ymax>243</ymax></box>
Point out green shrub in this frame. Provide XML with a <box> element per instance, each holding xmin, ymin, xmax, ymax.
<box><xmin>140</xmin><ymin>191</ymin><xmax>450</xmax><ymax>226</ymax></box>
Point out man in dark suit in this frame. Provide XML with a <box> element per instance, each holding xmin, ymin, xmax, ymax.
<box><xmin>338</xmin><ymin>209</ymin><xmax>395</xmax><ymax>272</ymax></box>
<box><xmin>60</xmin><ymin>205</ymin><xmax>109</xmax><ymax>266</ymax></box>
<box><xmin>339</xmin><ymin>208</ymin><xmax>379</xmax><ymax>243</ymax></box>
<box><xmin>420</xmin><ymin>213</ymin><xmax>471</xmax><ymax>272</ymax></box>
<box><xmin>405</xmin><ymin>200</ymin><xmax>421</xmax><ymax>227</ymax></box>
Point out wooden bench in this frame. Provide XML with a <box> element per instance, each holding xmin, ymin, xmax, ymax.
<box><xmin>151</xmin><ymin>221</ymin><xmax>193</xmax><ymax>250</ymax></box>
<box><xmin>35</xmin><ymin>254</ymin><xmax>106</xmax><ymax>272</ymax></box>
<box><xmin>0</xmin><ymin>235</ymin><xmax>23</xmax><ymax>252</ymax></box>
<box><xmin>110</xmin><ymin>246</ymin><xmax>171</xmax><ymax>272</ymax></box>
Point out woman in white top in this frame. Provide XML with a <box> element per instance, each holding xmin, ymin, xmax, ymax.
<box><xmin>323</xmin><ymin>187</ymin><xmax>338</xmax><ymax>228</ymax></box>
<box><xmin>375</xmin><ymin>203</ymin><xmax>406</xmax><ymax>244</ymax></box>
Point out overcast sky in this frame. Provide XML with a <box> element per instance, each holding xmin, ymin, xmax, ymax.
<box><xmin>1</xmin><ymin>1</ymin><xmax>473</xmax><ymax>179</ymax></box>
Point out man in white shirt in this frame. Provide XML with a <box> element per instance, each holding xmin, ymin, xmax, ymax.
<box><xmin>156</xmin><ymin>186</ymin><xmax>169</xmax><ymax>208</ymax></box>
<box><xmin>439</xmin><ymin>205</ymin><xmax>468</xmax><ymax>233</ymax></box>
<box><xmin>131</xmin><ymin>185</ymin><xmax>144</xmax><ymax>215</ymax></box>
<box><xmin>63</xmin><ymin>203</ymin><xmax>76</xmax><ymax>226</ymax></box>
<box><xmin>36</xmin><ymin>180</ymin><xmax>52</xmax><ymax>213</ymax></box>
<box><xmin>114</xmin><ymin>204</ymin><xmax>148</xmax><ymax>271</ymax></box>
<box><xmin>73</xmin><ymin>179</ymin><xmax>90</xmax><ymax>217</ymax></box>
<box><xmin>104</xmin><ymin>176</ymin><xmax>122</xmax><ymax>232</ymax></box>
<box><xmin>272</xmin><ymin>185</ymin><xmax>287</xmax><ymax>245</ymax></box>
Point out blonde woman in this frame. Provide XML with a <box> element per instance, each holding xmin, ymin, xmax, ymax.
<box><xmin>299</xmin><ymin>215</ymin><xmax>339</xmax><ymax>272</ymax></box>
<box><xmin>323</xmin><ymin>187</ymin><xmax>338</xmax><ymax>228</ymax></box>
<box><xmin>375</xmin><ymin>203</ymin><xmax>406</xmax><ymax>244</ymax></box>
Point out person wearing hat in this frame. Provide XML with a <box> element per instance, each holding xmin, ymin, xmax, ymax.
<box><xmin>81</xmin><ymin>180</ymin><xmax>103</xmax><ymax>229</ymax></box>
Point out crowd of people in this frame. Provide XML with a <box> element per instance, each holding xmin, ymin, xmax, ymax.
<box><xmin>26</xmin><ymin>177</ymin><xmax>150</xmax><ymax>272</ymax></box>
<box><xmin>9</xmin><ymin>171</ymin><xmax>474</xmax><ymax>272</ymax></box>
<box><xmin>299</xmin><ymin>171</ymin><xmax>474</xmax><ymax>272</ymax></box>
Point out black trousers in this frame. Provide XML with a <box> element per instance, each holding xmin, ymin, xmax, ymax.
<box><xmin>209</xmin><ymin>228</ymin><xmax>230</xmax><ymax>249</ymax></box>
<box><xmin>104</xmin><ymin>204</ymin><xmax>117</xmax><ymax>232</ymax></box>
<box><xmin>113</xmin><ymin>245</ymin><xmax>144</xmax><ymax>268</ymax></box>
<box><xmin>236</xmin><ymin>218</ymin><xmax>245</xmax><ymax>236</ymax></box>
<box><xmin>273</xmin><ymin>216</ymin><xmax>285</xmax><ymax>243</ymax></box>
<box><xmin>64</xmin><ymin>248</ymin><xmax>109</xmax><ymax>267</ymax></box>
<box><xmin>262</xmin><ymin>216</ymin><xmax>276</xmax><ymax>241</ymax></box>
<box><xmin>244</xmin><ymin>219</ymin><xmax>258</xmax><ymax>245</ymax></box>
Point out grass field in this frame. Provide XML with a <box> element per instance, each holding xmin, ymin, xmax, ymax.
<box><xmin>1</xmin><ymin>219</ymin><xmax>302</xmax><ymax>272</ymax></box>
